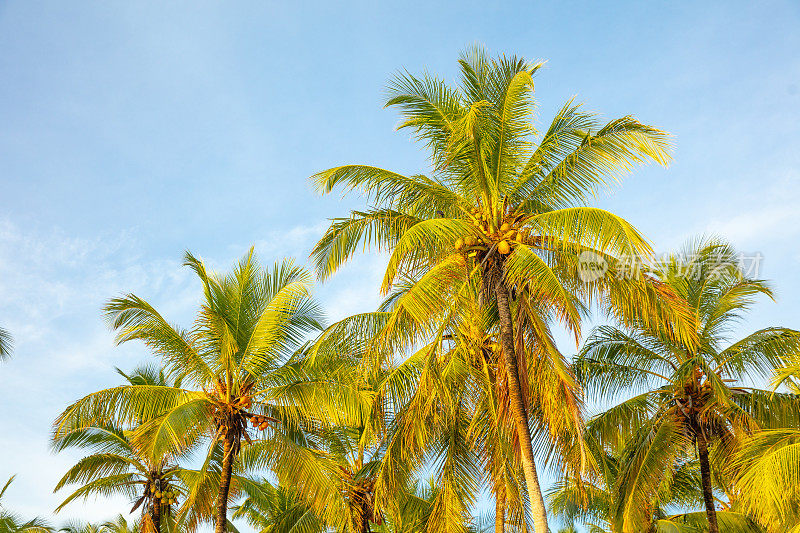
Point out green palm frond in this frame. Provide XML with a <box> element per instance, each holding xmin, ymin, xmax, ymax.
<box><xmin>380</xmin><ymin>218</ymin><xmax>474</xmax><ymax>293</ymax></box>
<box><xmin>733</xmin><ymin>428</ymin><xmax>800</xmax><ymax>530</ymax></box>
<box><xmin>54</xmin><ymin>384</ymin><xmax>198</xmax><ymax>438</ymax></box>
<box><xmin>516</xmin><ymin>116</ymin><xmax>671</xmax><ymax>207</ymax></box>
<box><xmin>716</xmin><ymin>327</ymin><xmax>800</xmax><ymax>378</ymax></box>
<box><xmin>311</xmin><ymin>209</ymin><xmax>421</xmax><ymax>281</ymax></box>
<box><xmin>613</xmin><ymin>419</ymin><xmax>689</xmax><ymax>532</ymax></box>
<box><xmin>657</xmin><ymin>510</ymin><xmax>764</xmax><ymax>532</ymax></box>
<box><xmin>231</xmin><ymin>478</ymin><xmax>325</xmax><ymax>533</ymax></box>
<box><xmin>54</xmin><ymin>473</ymin><xmax>141</xmax><ymax>513</ymax></box>
<box><xmin>104</xmin><ymin>294</ymin><xmax>211</xmax><ymax>385</ymax></box>
<box><xmin>99</xmin><ymin>515</ymin><xmax>140</xmax><ymax>533</ymax></box>
<box><xmin>0</xmin><ymin>326</ymin><xmax>12</xmax><ymax>360</ymax></box>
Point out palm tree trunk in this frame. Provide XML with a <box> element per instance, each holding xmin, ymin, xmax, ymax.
<box><xmin>696</xmin><ymin>432</ymin><xmax>719</xmax><ymax>533</ymax></box>
<box><xmin>153</xmin><ymin>500</ymin><xmax>161</xmax><ymax>533</ymax></box>
<box><xmin>215</xmin><ymin>436</ymin><xmax>235</xmax><ymax>533</ymax></box>
<box><xmin>495</xmin><ymin>278</ymin><xmax>549</xmax><ymax>533</ymax></box>
<box><xmin>495</xmin><ymin>483</ymin><xmax>505</xmax><ymax>533</ymax></box>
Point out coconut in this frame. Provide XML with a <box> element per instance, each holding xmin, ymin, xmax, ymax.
<box><xmin>259</xmin><ymin>423</ymin><xmax>269</xmax><ymax>431</ymax></box>
<box><xmin>250</xmin><ymin>416</ymin><xmax>258</xmax><ymax>425</ymax></box>
<box><xmin>498</xmin><ymin>241</ymin><xmax>511</xmax><ymax>255</ymax></box>
<box><xmin>454</xmin><ymin>238</ymin><xmax>463</xmax><ymax>250</ymax></box>
<box><xmin>464</xmin><ymin>236</ymin><xmax>476</xmax><ymax>247</ymax></box>
<box><xmin>500</xmin><ymin>223</ymin><xmax>510</xmax><ymax>232</ymax></box>
<box><xmin>515</xmin><ymin>231</ymin><xmax>523</xmax><ymax>242</ymax></box>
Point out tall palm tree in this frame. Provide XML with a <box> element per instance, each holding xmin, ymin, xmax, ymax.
<box><xmin>575</xmin><ymin>239</ymin><xmax>800</xmax><ymax>533</ymax></box>
<box><xmin>0</xmin><ymin>476</ymin><xmax>52</xmax><ymax>533</ymax></box>
<box><xmin>0</xmin><ymin>326</ymin><xmax>12</xmax><ymax>361</ymax></box>
<box><xmin>53</xmin><ymin>249</ymin><xmax>324</xmax><ymax>533</ymax></box>
<box><xmin>52</xmin><ymin>367</ymin><xmax>184</xmax><ymax>533</ymax></box>
<box><xmin>260</xmin><ymin>307</ymin><xmax>496</xmax><ymax>533</ymax></box>
<box><xmin>382</xmin><ymin>299</ymin><xmax>529</xmax><ymax>533</ymax></box>
<box><xmin>310</xmin><ymin>46</ymin><xmax>690</xmax><ymax>531</ymax></box>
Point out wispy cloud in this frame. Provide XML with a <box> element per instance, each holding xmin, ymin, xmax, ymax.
<box><xmin>0</xmin><ymin>219</ymin><xmax>197</xmax><ymax>523</ymax></box>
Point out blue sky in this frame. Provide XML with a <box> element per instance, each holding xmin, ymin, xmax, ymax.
<box><xmin>1</xmin><ymin>0</ymin><xmax>799</xmax><ymax>527</ymax></box>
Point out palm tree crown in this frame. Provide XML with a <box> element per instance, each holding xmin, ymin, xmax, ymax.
<box><xmin>52</xmin><ymin>366</ymin><xmax>185</xmax><ymax>533</ymax></box>
<box><xmin>53</xmin><ymin>249</ymin><xmax>324</xmax><ymax>533</ymax></box>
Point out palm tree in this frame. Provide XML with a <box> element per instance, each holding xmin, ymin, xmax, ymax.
<box><xmin>310</xmin><ymin>46</ymin><xmax>689</xmax><ymax>531</ymax></box>
<box><xmin>548</xmin><ymin>433</ymin><xmax>764</xmax><ymax>532</ymax></box>
<box><xmin>318</xmin><ymin>268</ymin><xmax>601</xmax><ymax>533</ymax></box>
<box><xmin>0</xmin><ymin>326</ymin><xmax>12</xmax><ymax>361</ymax></box>
<box><xmin>52</xmin><ymin>367</ymin><xmax>184</xmax><ymax>533</ymax></box>
<box><xmin>257</xmin><ymin>308</ymin><xmax>498</xmax><ymax>533</ymax></box>
<box><xmin>383</xmin><ymin>299</ymin><xmax>529</xmax><ymax>533</ymax></box>
<box><xmin>0</xmin><ymin>476</ymin><xmax>52</xmax><ymax>533</ymax></box>
<box><xmin>733</xmin><ymin>354</ymin><xmax>800</xmax><ymax>531</ymax></box>
<box><xmin>53</xmin><ymin>249</ymin><xmax>324</xmax><ymax>533</ymax></box>
<box><xmin>575</xmin><ymin>239</ymin><xmax>800</xmax><ymax>533</ymax></box>
<box><xmin>244</xmin><ymin>347</ymin><xmax>399</xmax><ymax>533</ymax></box>
<box><xmin>241</xmin><ymin>423</ymin><xmax>384</xmax><ymax>533</ymax></box>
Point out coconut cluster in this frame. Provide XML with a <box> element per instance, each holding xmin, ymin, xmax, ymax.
<box><xmin>250</xmin><ymin>415</ymin><xmax>270</xmax><ymax>431</ymax></box>
<box><xmin>453</xmin><ymin>207</ymin><xmax>527</xmax><ymax>259</ymax></box>
<box><xmin>151</xmin><ymin>485</ymin><xmax>179</xmax><ymax>506</ymax></box>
